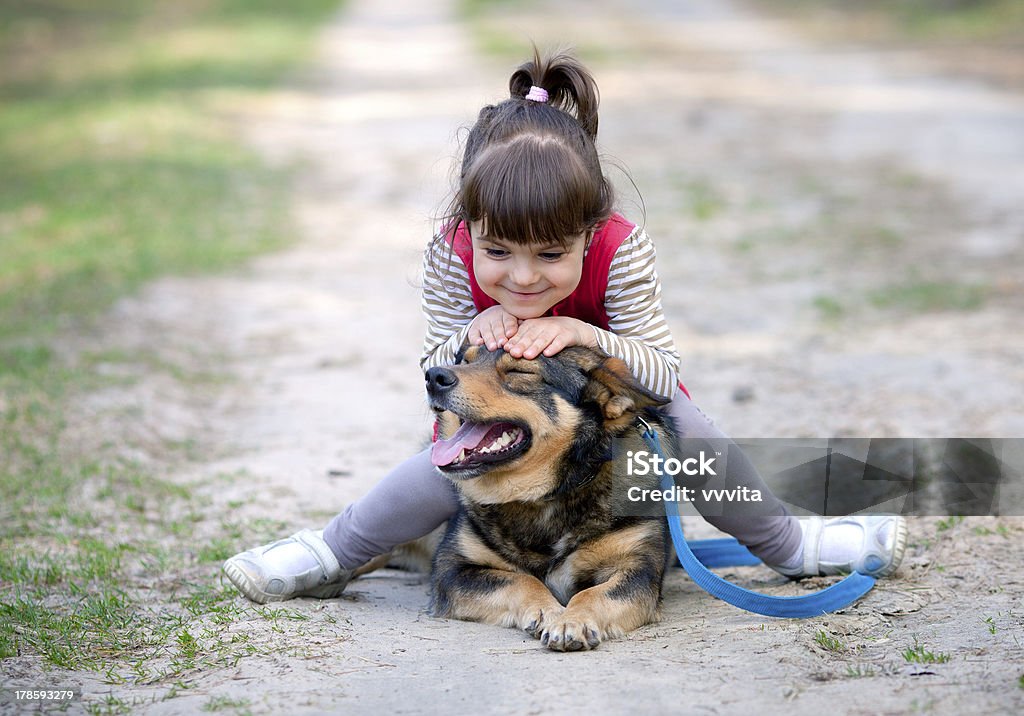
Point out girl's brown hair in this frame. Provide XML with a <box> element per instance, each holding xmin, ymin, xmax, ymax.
<box><xmin>438</xmin><ymin>48</ymin><xmax>614</xmax><ymax>250</ymax></box>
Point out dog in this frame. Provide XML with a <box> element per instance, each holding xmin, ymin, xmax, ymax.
<box><xmin>422</xmin><ymin>344</ymin><xmax>678</xmax><ymax>651</ymax></box>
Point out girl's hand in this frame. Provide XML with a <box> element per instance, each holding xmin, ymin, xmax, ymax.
<box><xmin>468</xmin><ymin>305</ymin><xmax>520</xmax><ymax>351</ymax></box>
<box><xmin>505</xmin><ymin>317</ymin><xmax>598</xmax><ymax>359</ymax></box>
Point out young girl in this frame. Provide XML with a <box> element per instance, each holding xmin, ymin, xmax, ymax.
<box><xmin>223</xmin><ymin>50</ymin><xmax>907</xmax><ymax>604</ymax></box>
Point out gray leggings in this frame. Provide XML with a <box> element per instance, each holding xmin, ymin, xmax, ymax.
<box><xmin>323</xmin><ymin>390</ymin><xmax>801</xmax><ymax>569</ymax></box>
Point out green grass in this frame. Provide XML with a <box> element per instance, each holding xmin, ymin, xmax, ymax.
<box><xmin>973</xmin><ymin>523</ymin><xmax>1011</xmax><ymax>538</ymax></box>
<box><xmin>812</xmin><ymin>276</ymin><xmax>987</xmax><ymax>324</ymax></box>
<box><xmin>936</xmin><ymin>515</ymin><xmax>966</xmax><ymax>532</ymax></box>
<box><xmin>671</xmin><ymin>177</ymin><xmax>728</xmax><ymax>222</ymax></box>
<box><xmin>812</xmin><ymin>295</ymin><xmax>846</xmax><ymax>321</ymax></box>
<box><xmin>0</xmin><ymin>0</ymin><xmax>346</xmax><ymax>342</ymax></box>
<box><xmin>0</xmin><ymin>0</ymin><xmax>344</xmax><ymax>688</ymax></box>
<box><xmin>902</xmin><ymin>639</ymin><xmax>952</xmax><ymax>664</ymax></box>
<box><xmin>868</xmin><ymin>280</ymin><xmax>987</xmax><ymax>313</ymax></box>
<box><xmin>814</xmin><ymin>629</ymin><xmax>846</xmax><ymax>653</ymax></box>
<box><xmin>203</xmin><ymin>695</ymin><xmax>252</xmax><ymax>712</ymax></box>
<box><xmin>845</xmin><ymin>664</ymin><xmax>876</xmax><ymax>678</ymax></box>
<box><xmin>455</xmin><ymin>0</ymin><xmax>621</xmax><ymax>63</ymax></box>
<box><xmin>872</xmin><ymin>0</ymin><xmax>1024</xmax><ymax>41</ymax></box>
<box><xmin>749</xmin><ymin>0</ymin><xmax>1024</xmax><ymax>43</ymax></box>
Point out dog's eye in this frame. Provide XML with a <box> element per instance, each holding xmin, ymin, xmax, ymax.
<box><xmin>504</xmin><ymin>368</ymin><xmax>534</xmax><ymax>377</ymax></box>
<box><xmin>502</xmin><ymin>367</ymin><xmax>539</xmax><ymax>382</ymax></box>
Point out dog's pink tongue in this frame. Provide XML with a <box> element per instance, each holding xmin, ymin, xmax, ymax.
<box><xmin>431</xmin><ymin>421</ymin><xmax>492</xmax><ymax>466</ymax></box>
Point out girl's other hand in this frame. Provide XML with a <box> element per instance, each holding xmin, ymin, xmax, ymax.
<box><xmin>468</xmin><ymin>305</ymin><xmax>520</xmax><ymax>351</ymax></box>
<box><xmin>505</xmin><ymin>317</ymin><xmax>598</xmax><ymax>360</ymax></box>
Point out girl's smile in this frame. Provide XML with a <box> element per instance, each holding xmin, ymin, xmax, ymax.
<box><xmin>469</xmin><ymin>220</ymin><xmax>588</xmax><ymax>319</ymax></box>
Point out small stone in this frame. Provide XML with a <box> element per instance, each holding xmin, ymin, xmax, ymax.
<box><xmin>732</xmin><ymin>385</ymin><xmax>756</xmax><ymax>403</ymax></box>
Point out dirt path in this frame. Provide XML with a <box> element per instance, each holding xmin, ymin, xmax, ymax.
<box><xmin>25</xmin><ymin>0</ymin><xmax>1024</xmax><ymax>713</ymax></box>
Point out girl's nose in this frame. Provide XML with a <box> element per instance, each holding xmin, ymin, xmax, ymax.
<box><xmin>509</xmin><ymin>259</ymin><xmax>540</xmax><ymax>287</ymax></box>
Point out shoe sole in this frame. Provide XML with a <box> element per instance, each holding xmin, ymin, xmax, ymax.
<box><xmin>803</xmin><ymin>515</ymin><xmax>911</xmax><ymax>579</ymax></box>
<box><xmin>222</xmin><ymin>561</ymin><xmax>350</xmax><ymax>604</ymax></box>
<box><xmin>223</xmin><ymin>560</ymin><xmax>276</xmax><ymax>604</ymax></box>
<box><xmin>872</xmin><ymin>516</ymin><xmax>909</xmax><ymax>578</ymax></box>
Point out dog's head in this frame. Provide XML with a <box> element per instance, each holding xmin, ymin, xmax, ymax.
<box><xmin>425</xmin><ymin>345</ymin><xmax>669</xmax><ymax>504</ymax></box>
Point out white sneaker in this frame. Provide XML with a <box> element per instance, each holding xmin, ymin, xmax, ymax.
<box><xmin>774</xmin><ymin>515</ymin><xmax>908</xmax><ymax>578</ymax></box>
<box><xmin>222</xmin><ymin>529</ymin><xmax>353</xmax><ymax>604</ymax></box>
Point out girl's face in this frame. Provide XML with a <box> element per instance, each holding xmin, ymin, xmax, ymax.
<box><xmin>469</xmin><ymin>220</ymin><xmax>587</xmax><ymax>320</ymax></box>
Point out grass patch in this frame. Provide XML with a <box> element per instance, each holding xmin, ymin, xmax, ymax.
<box><xmin>0</xmin><ymin>0</ymin><xmax>343</xmax><ymax>341</ymax></box>
<box><xmin>902</xmin><ymin>639</ymin><xmax>952</xmax><ymax>664</ymax></box>
<box><xmin>672</xmin><ymin>177</ymin><xmax>728</xmax><ymax>222</ymax></box>
<box><xmin>973</xmin><ymin>523</ymin><xmax>1011</xmax><ymax>538</ymax></box>
<box><xmin>748</xmin><ymin>0</ymin><xmax>1024</xmax><ymax>43</ymax></box>
<box><xmin>456</xmin><ymin>0</ymin><xmax>621</xmax><ymax>63</ymax></box>
<box><xmin>861</xmin><ymin>0</ymin><xmax>1024</xmax><ymax>42</ymax></box>
<box><xmin>845</xmin><ymin>664</ymin><xmax>876</xmax><ymax>678</ymax></box>
<box><xmin>936</xmin><ymin>515</ymin><xmax>966</xmax><ymax>532</ymax></box>
<box><xmin>814</xmin><ymin>629</ymin><xmax>846</xmax><ymax>653</ymax></box>
<box><xmin>457</xmin><ymin>0</ymin><xmax>536</xmax><ymax>59</ymax></box>
<box><xmin>868</xmin><ymin>280</ymin><xmax>987</xmax><ymax>313</ymax></box>
<box><xmin>812</xmin><ymin>295</ymin><xmax>845</xmax><ymax>321</ymax></box>
<box><xmin>0</xmin><ymin>0</ymin><xmax>344</xmax><ymax>684</ymax></box>
<box><xmin>203</xmin><ymin>695</ymin><xmax>252</xmax><ymax>712</ymax></box>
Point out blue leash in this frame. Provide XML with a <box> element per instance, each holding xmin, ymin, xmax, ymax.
<box><xmin>638</xmin><ymin>419</ymin><xmax>876</xmax><ymax>618</ymax></box>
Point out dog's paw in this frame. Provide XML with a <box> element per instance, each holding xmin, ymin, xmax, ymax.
<box><xmin>519</xmin><ymin>605</ymin><xmax>564</xmax><ymax>639</ymax></box>
<box><xmin>540</xmin><ymin>615</ymin><xmax>602</xmax><ymax>652</ymax></box>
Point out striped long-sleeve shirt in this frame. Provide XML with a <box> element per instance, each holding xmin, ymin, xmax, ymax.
<box><xmin>420</xmin><ymin>224</ymin><xmax>682</xmax><ymax>400</ymax></box>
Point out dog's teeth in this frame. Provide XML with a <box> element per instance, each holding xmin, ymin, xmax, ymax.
<box><xmin>456</xmin><ymin>428</ymin><xmax>522</xmax><ymax>463</ymax></box>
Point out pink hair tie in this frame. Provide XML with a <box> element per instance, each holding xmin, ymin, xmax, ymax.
<box><xmin>525</xmin><ymin>85</ymin><xmax>549</xmax><ymax>103</ymax></box>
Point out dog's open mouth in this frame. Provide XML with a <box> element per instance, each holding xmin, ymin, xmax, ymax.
<box><xmin>430</xmin><ymin>420</ymin><xmax>530</xmax><ymax>472</ymax></box>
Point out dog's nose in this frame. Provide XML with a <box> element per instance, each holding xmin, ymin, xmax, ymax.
<box><xmin>425</xmin><ymin>367</ymin><xmax>458</xmax><ymax>395</ymax></box>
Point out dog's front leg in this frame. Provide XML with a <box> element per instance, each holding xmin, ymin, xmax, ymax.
<box><xmin>433</xmin><ymin>563</ymin><xmax>565</xmax><ymax>636</ymax></box>
<box><xmin>541</xmin><ymin>525</ymin><xmax>665</xmax><ymax>651</ymax></box>
<box><xmin>432</xmin><ymin>523</ymin><xmax>565</xmax><ymax>638</ymax></box>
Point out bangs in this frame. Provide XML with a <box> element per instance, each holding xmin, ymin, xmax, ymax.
<box><xmin>461</xmin><ymin>135</ymin><xmax>608</xmax><ymax>247</ymax></box>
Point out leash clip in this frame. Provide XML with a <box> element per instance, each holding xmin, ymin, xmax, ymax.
<box><xmin>636</xmin><ymin>415</ymin><xmax>655</xmax><ymax>438</ymax></box>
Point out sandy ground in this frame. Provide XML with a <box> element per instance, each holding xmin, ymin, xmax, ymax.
<box><xmin>6</xmin><ymin>0</ymin><xmax>1024</xmax><ymax>713</ymax></box>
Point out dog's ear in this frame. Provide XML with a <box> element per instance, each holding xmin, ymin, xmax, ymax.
<box><xmin>561</xmin><ymin>347</ymin><xmax>670</xmax><ymax>428</ymax></box>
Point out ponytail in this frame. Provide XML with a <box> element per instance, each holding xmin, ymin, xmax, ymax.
<box><xmin>508</xmin><ymin>47</ymin><xmax>600</xmax><ymax>139</ymax></box>
<box><xmin>436</xmin><ymin>47</ymin><xmax>614</xmax><ymax>252</ymax></box>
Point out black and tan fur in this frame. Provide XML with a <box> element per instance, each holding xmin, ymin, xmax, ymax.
<box><xmin>423</xmin><ymin>345</ymin><xmax>677</xmax><ymax>651</ymax></box>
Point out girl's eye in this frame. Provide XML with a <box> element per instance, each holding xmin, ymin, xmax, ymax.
<box><xmin>538</xmin><ymin>252</ymin><xmax>564</xmax><ymax>261</ymax></box>
<box><xmin>484</xmin><ymin>248</ymin><xmax>509</xmax><ymax>258</ymax></box>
